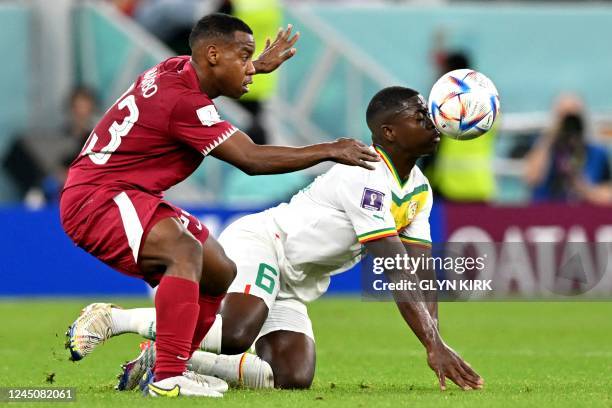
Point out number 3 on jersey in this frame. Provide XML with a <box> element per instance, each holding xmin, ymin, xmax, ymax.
<box><xmin>82</xmin><ymin>94</ymin><xmax>139</xmax><ymax>165</ymax></box>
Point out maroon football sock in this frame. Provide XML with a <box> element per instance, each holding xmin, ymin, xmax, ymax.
<box><xmin>190</xmin><ymin>293</ymin><xmax>225</xmax><ymax>355</ymax></box>
<box><xmin>153</xmin><ymin>275</ymin><xmax>199</xmax><ymax>381</ymax></box>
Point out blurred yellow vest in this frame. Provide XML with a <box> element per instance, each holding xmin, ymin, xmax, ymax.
<box><xmin>234</xmin><ymin>0</ymin><xmax>282</xmax><ymax>101</ymax></box>
<box><xmin>429</xmin><ymin>126</ymin><xmax>497</xmax><ymax>202</ymax></box>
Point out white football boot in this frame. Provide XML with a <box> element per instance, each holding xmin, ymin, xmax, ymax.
<box><xmin>139</xmin><ymin>368</ymin><xmax>228</xmax><ymax>397</ymax></box>
<box><xmin>65</xmin><ymin>303</ymin><xmax>117</xmax><ymax>361</ymax></box>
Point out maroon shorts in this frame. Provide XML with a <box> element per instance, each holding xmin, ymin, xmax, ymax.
<box><xmin>60</xmin><ymin>185</ymin><xmax>209</xmax><ymax>286</ymax></box>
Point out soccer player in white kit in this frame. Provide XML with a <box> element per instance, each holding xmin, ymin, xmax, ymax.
<box><xmin>67</xmin><ymin>87</ymin><xmax>483</xmax><ymax>393</ymax></box>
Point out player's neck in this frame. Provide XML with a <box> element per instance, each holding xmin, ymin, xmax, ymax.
<box><xmin>394</xmin><ymin>156</ymin><xmax>417</xmax><ymax>183</ymax></box>
<box><xmin>375</xmin><ymin>144</ymin><xmax>416</xmax><ymax>183</ymax></box>
<box><xmin>190</xmin><ymin>59</ymin><xmax>221</xmax><ymax>98</ymax></box>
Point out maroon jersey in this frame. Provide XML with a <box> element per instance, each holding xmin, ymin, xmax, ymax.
<box><xmin>64</xmin><ymin>56</ymin><xmax>237</xmax><ymax>197</ymax></box>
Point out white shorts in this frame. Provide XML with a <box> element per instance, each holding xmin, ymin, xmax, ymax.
<box><xmin>219</xmin><ymin>212</ymin><xmax>315</xmax><ymax>341</ymax></box>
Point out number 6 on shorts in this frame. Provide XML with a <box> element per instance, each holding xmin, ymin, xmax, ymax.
<box><xmin>255</xmin><ymin>263</ymin><xmax>278</xmax><ymax>295</ymax></box>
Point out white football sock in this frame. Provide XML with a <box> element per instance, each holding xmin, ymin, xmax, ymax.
<box><xmin>110</xmin><ymin>308</ymin><xmax>156</xmax><ymax>338</ymax></box>
<box><xmin>200</xmin><ymin>314</ymin><xmax>222</xmax><ymax>353</ymax></box>
<box><xmin>188</xmin><ymin>351</ymin><xmax>274</xmax><ymax>389</ymax></box>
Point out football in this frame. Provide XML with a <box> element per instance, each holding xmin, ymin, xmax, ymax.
<box><xmin>428</xmin><ymin>69</ymin><xmax>500</xmax><ymax>140</ymax></box>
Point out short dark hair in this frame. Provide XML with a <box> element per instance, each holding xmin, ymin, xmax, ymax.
<box><xmin>189</xmin><ymin>13</ymin><xmax>253</xmax><ymax>50</ymax></box>
<box><xmin>366</xmin><ymin>86</ymin><xmax>419</xmax><ymax>129</ymax></box>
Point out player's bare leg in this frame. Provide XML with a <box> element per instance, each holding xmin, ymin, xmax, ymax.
<box><xmin>188</xmin><ymin>235</ymin><xmax>237</xmax><ymax>357</ymax></box>
<box><xmin>215</xmin><ymin>293</ymin><xmax>269</xmax><ymax>355</ymax></box>
<box><xmin>198</xmin><ymin>236</ymin><xmax>236</xmax><ymax>297</ymax></box>
<box><xmin>198</xmin><ymin>293</ymin><xmax>315</xmax><ymax>389</ymax></box>
<box><xmin>138</xmin><ymin>216</ymin><xmax>225</xmax><ymax>397</ymax></box>
<box><xmin>255</xmin><ymin>331</ymin><xmax>316</xmax><ymax>389</ymax></box>
<box><xmin>138</xmin><ymin>216</ymin><xmax>203</xmax><ymax>376</ymax></box>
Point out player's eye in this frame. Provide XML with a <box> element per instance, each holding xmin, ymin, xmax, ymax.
<box><xmin>418</xmin><ymin>116</ymin><xmax>429</xmax><ymax>128</ymax></box>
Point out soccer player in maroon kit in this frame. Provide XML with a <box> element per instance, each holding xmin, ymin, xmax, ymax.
<box><xmin>60</xmin><ymin>13</ymin><xmax>378</xmax><ymax>397</ymax></box>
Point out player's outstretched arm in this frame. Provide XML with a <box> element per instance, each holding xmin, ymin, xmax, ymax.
<box><xmin>403</xmin><ymin>243</ymin><xmax>438</xmax><ymax>327</ymax></box>
<box><xmin>252</xmin><ymin>24</ymin><xmax>299</xmax><ymax>74</ymax></box>
<box><xmin>365</xmin><ymin>237</ymin><xmax>483</xmax><ymax>391</ymax></box>
<box><xmin>211</xmin><ymin>131</ymin><xmax>380</xmax><ymax>174</ymax></box>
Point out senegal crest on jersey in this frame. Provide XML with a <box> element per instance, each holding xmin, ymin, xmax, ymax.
<box><xmin>390</xmin><ymin>184</ymin><xmax>429</xmax><ymax>231</ymax></box>
<box><xmin>408</xmin><ymin>200</ymin><xmax>419</xmax><ymax>221</ymax></box>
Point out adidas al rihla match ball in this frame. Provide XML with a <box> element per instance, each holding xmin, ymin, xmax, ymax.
<box><xmin>428</xmin><ymin>69</ymin><xmax>500</xmax><ymax>140</ymax></box>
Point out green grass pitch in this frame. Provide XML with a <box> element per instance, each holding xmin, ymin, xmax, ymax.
<box><xmin>0</xmin><ymin>299</ymin><xmax>611</xmax><ymax>407</ymax></box>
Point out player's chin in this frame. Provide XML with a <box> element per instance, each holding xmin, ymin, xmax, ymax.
<box><xmin>422</xmin><ymin>142</ymin><xmax>439</xmax><ymax>155</ymax></box>
<box><xmin>419</xmin><ymin>144</ymin><xmax>438</xmax><ymax>156</ymax></box>
<box><xmin>224</xmin><ymin>85</ymin><xmax>248</xmax><ymax>99</ymax></box>
<box><xmin>236</xmin><ymin>83</ymin><xmax>251</xmax><ymax>97</ymax></box>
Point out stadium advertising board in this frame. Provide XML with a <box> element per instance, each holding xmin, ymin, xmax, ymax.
<box><xmin>439</xmin><ymin>204</ymin><xmax>612</xmax><ymax>299</ymax></box>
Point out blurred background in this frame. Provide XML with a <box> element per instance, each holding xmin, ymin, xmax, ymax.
<box><xmin>1</xmin><ymin>0</ymin><xmax>611</xmax><ymax>297</ymax></box>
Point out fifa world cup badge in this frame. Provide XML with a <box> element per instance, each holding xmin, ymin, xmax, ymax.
<box><xmin>361</xmin><ymin>188</ymin><xmax>384</xmax><ymax>211</ymax></box>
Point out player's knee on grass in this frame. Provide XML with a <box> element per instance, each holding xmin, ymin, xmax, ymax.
<box><xmin>273</xmin><ymin>364</ymin><xmax>314</xmax><ymax>389</ymax></box>
<box><xmin>255</xmin><ymin>331</ymin><xmax>316</xmax><ymax>389</ymax></box>
<box><xmin>199</xmin><ymin>237</ymin><xmax>237</xmax><ymax>296</ymax></box>
<box><xmin>140</xmin><ymin>218</ymin><xmax>203</xmax><ymax>282</ymax></box>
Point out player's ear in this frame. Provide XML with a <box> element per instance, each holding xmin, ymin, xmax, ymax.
<box><xmin>206</xmin><ymin>44</ymin><xmax>220</xmax><ymax>65</ymax></box>
<box><xmin>381</xmin><ymin>124</ymin><xmax>395</xmax><ymax>142</ymax></box>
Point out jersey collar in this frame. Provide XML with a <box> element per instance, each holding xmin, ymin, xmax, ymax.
<box><xmin>184</xmin><ymin>58</ymin><xmax>204</xmax><ymax>92</ymax></box>
<box><xmin>373</xmin><ymin>144</ymin><xmax>411</xmax><ymax>189</ymax></box>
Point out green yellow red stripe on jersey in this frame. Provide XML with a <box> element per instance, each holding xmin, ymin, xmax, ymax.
<box><xmin>373</xmin><ymin>145</ymin><xmax>409</xmax><ymax>188</ymax></box>
<box><xmin>357</xmin><ymin>227</ymin><xmax>398</xmax><ymax>243</ymax></box>
<box><xmin>400</xmin><ymin>236</ymin><xmax>432</xmax><ymax>247</ymax></box>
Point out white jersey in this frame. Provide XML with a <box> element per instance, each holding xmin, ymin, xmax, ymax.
<box><xmin>265</xmin><ymin>145</ymin><xmax>433</xmax><ymax>300</ymax></box>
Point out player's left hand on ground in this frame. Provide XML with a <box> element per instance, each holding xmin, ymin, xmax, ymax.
<box><xmin>253</xmin><ymin>24</ymin><xmax>300</xmax><ymax>74</ymax></box>
<box><xmin>328</xmin><ymin>138</ymin><xmax>380</xmax><ymax>170</ymax></box>
<box><xmin>427</xmin><ymin>343</ymin><xmax>484</xmax><ymax>391</ymax></box>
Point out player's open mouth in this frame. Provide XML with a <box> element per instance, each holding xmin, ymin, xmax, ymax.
<box><xmin>242</xmin><ymin>78</ymin><xmax>253</xmax><ymax>92</ymax></box>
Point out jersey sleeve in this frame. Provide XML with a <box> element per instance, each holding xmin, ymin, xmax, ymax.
<box><xmin>334</xmin><ymin>166</ymin><xmax>397</xmax><ymax>244</ymax></box>
<box><xmin>399</xmin><ymin>188</ymin><xmax>432</xmax><ymax>247</ymax></box>
<box><xmin>169</xmin><ymin>92</ymin><xmax>238</xmax><ymax>155</ymax></box>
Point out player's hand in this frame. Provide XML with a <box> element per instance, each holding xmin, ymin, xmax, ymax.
<box><xmin>328</xmin><ymin>138</ymin><xmax>380</xmax><ymax>170</ymax></box>
<box><xmin>427</xmin><ymin>343</ymin><xmax>484</xmax><ymax>391</ymax></box>
<box><xmin>253</xmin><ymin>24</ymin><xmax>300</xmax><ymax>74</ymax></box>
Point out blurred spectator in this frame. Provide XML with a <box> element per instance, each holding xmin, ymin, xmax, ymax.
<box><xmin>54</xmin><ymin>86</ymin><xmax>99</xmax><ymax>185</ymax></box>
<box><xmin>422</xmin><ymin>49</ymin><xmax>497</xmax><ymax>203</ymax></box>
<box><xmin>2</xmin><ymin>86</ymin><xmax>99</xmax><ymax>206</ymax></box>
<box><xmin>62</xmin><ymin>86</ymin><xmax>98</xmax><ymax>148</ymax></box>
<box><xmin>129</xmin><ymin>0</ymin><xmax>231</xmax><ymax>54</ymax></box>
<box><xmin>572</xmin><ymin>181</ymin><xmax>612</xmax><ymax>205</ymax></box>
<box><xmin>523</xmin><ymin>94</ymin><xmax>611</xmax><ymax>202</ymax></box>
<box><xmin>233</xmin><ymin>0</ymin><xmax>282</xmax><ymax>145</ymax></box>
